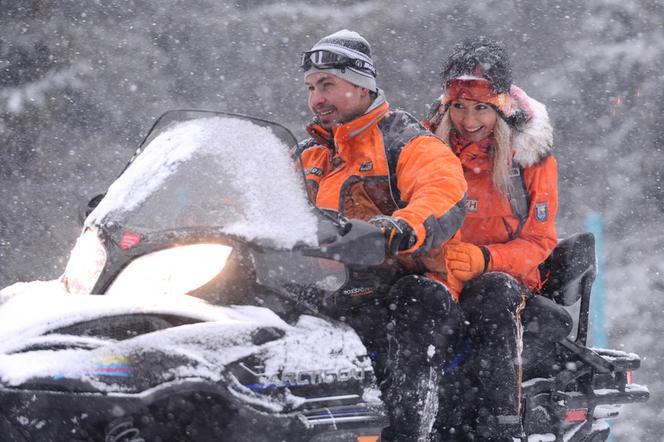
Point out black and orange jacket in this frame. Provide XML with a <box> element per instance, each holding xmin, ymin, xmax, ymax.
<box><xmin>298</xmin><ymin>93</ymin><xmax>467</xmax><ymax>293</ymax></box>
<box><xmin>430</xmin><ymin>89</ymin><xmax>558</xmax><ymax>291</ymax></box>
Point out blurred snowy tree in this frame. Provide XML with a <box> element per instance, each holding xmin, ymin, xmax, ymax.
<box><xmin>1</xmin><ymin>1</ymin><xmax>96</xmax><ymax>281</ymax></box>
<box><xmin>553</xmin><ymin>0</ymin><xmax>664</xmax><ymax>235</ymax></box>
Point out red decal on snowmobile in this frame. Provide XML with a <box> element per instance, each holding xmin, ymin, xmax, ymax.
<box><xmin>565</xmin><ymin>408</ymin><xmax>588</xmax><ymax>422</ymax></box>
<box><xmin>119</xmin><ymin>232</ymin><xmax>142</xmax><ymax>250</ymax></box>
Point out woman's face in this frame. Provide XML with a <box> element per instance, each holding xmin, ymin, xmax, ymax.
<box><xmin>448</xmin><ymin>98</ymin><xmax>498</xmax><ymax>143</ymax></box>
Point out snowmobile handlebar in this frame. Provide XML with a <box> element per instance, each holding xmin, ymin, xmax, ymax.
<box><xmin>299</xmin><ymin>217</ymin><xmax>386</xmax><ymax>267</ymax></box>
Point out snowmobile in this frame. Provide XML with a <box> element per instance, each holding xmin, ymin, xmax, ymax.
<box><xmin>0</xmin><ymin>110</ymin><xmax>648</xmax><ymax>442</ymax></box>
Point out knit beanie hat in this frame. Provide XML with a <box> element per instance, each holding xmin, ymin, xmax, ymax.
<box><xmin>439</xmin><ymin>36</ymin><xmax>528</xmax><ymax>126</ymax></box>
<box><xmin>302</xmin><ymin>29</ymin><xmax>377</xmax><ymax>92</ymax></box>
<box><xmin>442</xmin><ymin>36</ymin><xmax>512</xmax><ymax>93</ymax></box>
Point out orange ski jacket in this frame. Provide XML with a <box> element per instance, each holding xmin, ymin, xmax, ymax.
<box><xmin>451</xmin><ymin>136</ymin><xmax>558</xmax><ymax>291</ymax></box>
<box><xmin>297</xmin><ymin>93</ymin><xmax>467</xmax><ymax>292</ymax></box>
<box><xmin>429</xmin><ymin>89</ymin><xmax>558</xmax><ymax>291</ymax></box>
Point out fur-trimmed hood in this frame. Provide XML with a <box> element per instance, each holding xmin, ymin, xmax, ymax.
<box><xmin>509</xmin><ymin>86</ymin><xmax>553</xmax><ymax>168</ymax></box>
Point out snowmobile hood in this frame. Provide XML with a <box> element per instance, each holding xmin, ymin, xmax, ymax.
<box><xmin>0</xmin><ymin>284</ymin><xmax>369</xmax><ymax>396</ymax></box>
<box><xmin>0</xmin><ymin>282</ymin><xmax>290</xmax><ymax>354</ymax></box>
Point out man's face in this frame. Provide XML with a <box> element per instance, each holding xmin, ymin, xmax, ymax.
<box><xmin>305</xmin><ymin>72</ymin><xmax>371</xmax><ymax>129</ymax></box>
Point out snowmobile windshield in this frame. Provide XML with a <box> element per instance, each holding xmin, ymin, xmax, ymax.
<box><xmin>88</xmin><ymin>111</ymin><xmax>318</xmax><ymax>249</ymax></box>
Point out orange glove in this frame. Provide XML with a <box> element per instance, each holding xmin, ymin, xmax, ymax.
<box><xmin>445</xmin><ymin>241</ymin><xmax>492</xmax><ymax>282</ymax></box>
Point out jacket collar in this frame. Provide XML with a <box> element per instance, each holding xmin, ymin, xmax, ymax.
<box><xmin>450</xmin><ymin>131</ymin><xmax>494</xmax><ymax>175</ymax></box>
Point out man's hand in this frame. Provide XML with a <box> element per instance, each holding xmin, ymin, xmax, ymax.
<box><xmin>368</xmin><ymin>215</ymin><xmax>417</xmax><ymax>256</ymax></box>
<box><xmin>444</xmin><ymin>241</ymin><xmax>491</xmax><ymax>282</ymax></box>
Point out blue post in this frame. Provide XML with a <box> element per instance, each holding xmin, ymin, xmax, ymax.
<box><xmin>585</xmin><ymin>213</ymin><xmax>608</xmax><ymax>349</ymax></box>
<box><xmin>586</xmin><ymin>213</ymin><xmax>612</xmax><ymax>441</ymax></box>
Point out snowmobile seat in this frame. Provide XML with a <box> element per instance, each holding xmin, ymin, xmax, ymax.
<box><xmin>521</xmin><ymin>233</ymin><xmax>597</xmax><ymax>377</ymax></box>
<box><xmin>538</xmin><ymin>232</ymin><xmax>597</xmax><ymax>307</ymax></box>
<box><xmin>521</xmin><ymin>233</ymin><xmax>596</xmax><ymax>342</ymax></box>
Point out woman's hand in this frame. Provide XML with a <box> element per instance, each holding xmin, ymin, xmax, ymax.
<box><xmin>444</xmin><ymin>241</ymin><xmax>491</xmax><ymax>282</ymax></box>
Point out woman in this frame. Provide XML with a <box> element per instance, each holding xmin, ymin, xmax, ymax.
<box><xmin>425</xmin><ymin>36</ymin><xmax>558</xmax><ymax>441</ymax></box>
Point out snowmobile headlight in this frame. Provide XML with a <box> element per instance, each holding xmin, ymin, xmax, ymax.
<box><xmin>63</xmin><ymin>229</ymin><xmax>107</xmax><ymax>294</ymax></box>
<box><xmin>105</xmin><ymin>244</ymin><xmax>232</xmax><ymax>296</ymax></box>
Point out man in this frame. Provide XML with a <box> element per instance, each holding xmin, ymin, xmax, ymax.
<box><xmin>296</xmin><ymin>29</ymin><xmax>468</xmax><ymax>441</ymax></box>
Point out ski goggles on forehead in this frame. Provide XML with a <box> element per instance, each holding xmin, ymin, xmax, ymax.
<box><xmin>300</xmin><ymin>50</ymin><xmax>376</xmax><ymax>76</ymax></box>
<box><xmin>443</xmin><ymin>78</ymin><xmax>512</xmax><ymax>116</ymax></box>
<box><xmin>444</xmin><ymin>78</ymin><xmax>498</xmax><ymax>101</ymax></box>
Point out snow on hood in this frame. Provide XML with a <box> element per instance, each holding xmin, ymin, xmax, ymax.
<box><xmin>0</xmin><ymin>289</ymin><xmax>289</xmax><ymax>387</ymax></box>
<box><xmin>260</xmin><ymin>314</ymin><xmax>367</xmax><ymax>376</ymax></box>
<box><xmin>0</xmin><ymin>288</ymin><xmax>288</xmax><ymax>354</ymax></box>
<box><xmin>89</xmin><ymin>116</ymin><xmax>318</xmax><ymax>249</ymax></box>
<box><xmin>0</xmin><ymin>315</ymin><xmax>283</xmax><ymax>389</ymax></box>
<box><xmin>0</xmin><ymin>286</ymin><xmax>369</xmax><ymax>397</ymax></box>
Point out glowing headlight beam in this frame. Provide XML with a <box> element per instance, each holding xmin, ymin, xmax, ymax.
<box><xmin>105</xmin><ymin>244</ymin><xmax>233</xmax><ymax>297</ymax></box>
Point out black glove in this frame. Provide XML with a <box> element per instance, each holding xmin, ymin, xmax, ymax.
<box><xmin>368</xmin><ymin>215</ymin><xmax>417</xmax><ymax>256</ymax></box>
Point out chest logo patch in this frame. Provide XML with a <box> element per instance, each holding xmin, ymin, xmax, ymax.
<box><xmin>535</xmin><ymin>202</ymin><xmax>548</xmax><ymax>222</ymax></box>
<box><xmin>305</xmin><ymin>167</ymin><xmax>323</xmax><ymax>177</ymax></box>
<box><xmin>359</xmin><ymin>161</ymin><xmax>373</xmax><ymax>172</ymax></box>
<box><xmin>465</xmin><ymin>199</ymin><xmax>479</xmax><ymax>212</ymax></box>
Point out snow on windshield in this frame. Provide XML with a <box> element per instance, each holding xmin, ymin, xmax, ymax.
<box><xmin>89</xmin><ymin>116</ymin><xmax>318</xmax><ymax>248</ymax></box>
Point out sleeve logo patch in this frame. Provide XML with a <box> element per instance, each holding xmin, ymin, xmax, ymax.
<box><xmin>535</xmin><ymin>202</ymin><xmax>548</xmax><ymax>222</ymax></box>
<box><xmin>305</xmin><ymin>167</ymin><xmax>323</xmax><ymax>177</ymax></box>
<box><xmin>465</xmin><ymin>199</ymin><xmax>478</xmax><ymax>212</ymax></box>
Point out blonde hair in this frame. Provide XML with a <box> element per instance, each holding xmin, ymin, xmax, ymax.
<box><xmin>435</xmin><ymin>110</ymin><xmax>514</xmax><ymax>196</ymax></box>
